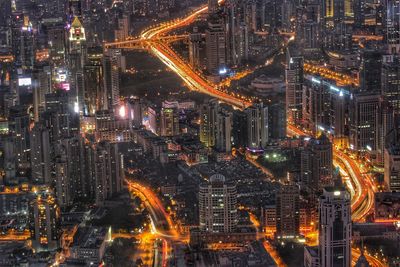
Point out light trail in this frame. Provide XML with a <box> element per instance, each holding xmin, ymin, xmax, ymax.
<box><xmin>287</xmin><ymin>125</ymin><xmax>375</xmax><ymax>222</ymax></box>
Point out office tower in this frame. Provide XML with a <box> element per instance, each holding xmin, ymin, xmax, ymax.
<box><xmin>68</xmin><ymin>16</ymin><xmax>87</xmax><ymax>107</ymax></box>
<box><xmin>268</xmin><ymin>103</ymin><xmax>286</xmax><ymax>140</ymax></box>
<box><xmin>189</xmin><ymin>28</ymin><xmax>202</xmax><ymax>69</ymax></box>
<box><xmin>115</xmin><ymin>14</ymin><xmax>129</xmax><ymax>41</ymax></box>
<box><xmin>33</xmin><ymin>66</ymin><xmax>52</xmax><ymax>122</ymax></box>
<box><xmin>321</xmin><ymin>0</ymin><xmax>353</xmax><ymax>26</ymax></box>
<box><xmin>131</xmin><ymin>96</ymin><xmax>142</xmax><ymax>127</ymax></box>
<box><xmin>8</xmin><ymin>105</ymin><xmax>30</xmax><ymax>169</ymax></box>
<box><xmin>93</xmin><ymin>141</ymin><xmax>122</xmax><ymax>206</ymax></box>
<box><xmin>285</xmin><ymin>49</ymin><xmax>303</xmax><ymax>125</ymax></box>
<box><xmin>381</xmin><ymin>55</ymin><xmax>400</xmax><ymax>112</ymax></box>
<box><xmin>29</xmin><ymin>195</ymin><xmax>60</xmax><ymax>250</ymax></box>
<box><xmin>384</xmin><ymin>145</ymin><xmax>400</xmax><ymax>191</ymax></box>
<box><xmin>160</xmin><ymin>107</ymin><xmax>179</xmax><ymax>136</ymax></box>
<box><xmin>205</xmin><ymin>17</ymin><xmax>226</xmax><ymax>75</ymax></box>
<box><xmin>353</xmin><ymin>0</ymin><xmax>365</xmax><ymax>28</ymax></box>
<box><xmin>103</xmin><ymin>49</ymin><xmax>121</xmax><ymax>110</ymax></box>
<box><xmin>384</xmin><ymin>0</ymin><xmax>400</xmax><ymax>54</ymax></box>
<box><xmin>215</xmin><ymin>108</ymin><xmax>232</xmax><ymax>152</ymax></box>
<box><xmin>44</xmin><ymin>91</ymin><xmax>80</xmax><ymax>140</ymax></box>
<box><xmin>309</xmin><ymin>134</ymin><xmax>333</xmax><ymax>185</ymax></box>
<box><xmin>46</xmin><ymin>21</ymin><xmax>65</xmax><ymax>64</ymax></box>
<box><xmin>30</xmin><ymin>124</ymin><xmax>52</xmax><ymax>184</ymax></box>
<box><xmin>54</xmin><ymin>137</ymin><xmax>83</xmax><ymax>207</ymax></box>
<box><xmin>276</xmin><ymin>183</ymin><xmax>300</xmax><ymax>239</ymax></box>
<box><xmin>232</xmin><ymin>110</ymin><xmax>248</xmax><ymax>148</ymax></box>
<box><xmin>200</xmin><ymin>99</ymin><xmax>219</xmax><ymax>147</ymax></box>
<box><xmin>349</xmin><ymin>93</ymin><xmax>380</xmax><ymax>154</ymax></box>
<box><xmin>319</xmin><ymin>186</ymin><xmax>351</xmax><ymax>267</ymax></box>
<box><xmin>245</xmin><ymin>103</ymin><xmax>268</xmax><ymax>149</ymax></box>
<box><xmin>148</xmin><ymin>106</ymin><xmax>161</xmax><ymax>135</ymax></box>
<box><xmin>377</xmin><ymin>100</ymin><xmax>394</xmax><ymax>164</ymax></box>
<box><xmin>301</xmin><ymin>134</ymin><xmax>333</xmax><ymax>191</ymax></box>
<box><xmin>11</xmin><ymin>13</ymin><xmax>35</xmax><ymax>71</ymax></box>
<box><xmin>208</xmin><ymin>0</ymin><xmax>218</xmax><ymax>13</ymax></box>
<box><xmin>19</xmin><ymin>16</ymin><xmax>35</xmax><ymax>70</ymax></box>
<box><xmin>360</xmin><ymin>50</ymin><xmax>382</xmax><ymax>93</ymax></box>
<box><xmin>264</xmin><ymin>0</ymin><xmax>283</xmax><ymax>29</ymax></box>
<box><xmin>199</xmin><ymin>174</ymin><xmax>238</xmax><ymax>233</ymax></box>
<box><xmin>84</xmin><ymin>47</ymin><xmax>105</xmax><ymax>115</ymax></box>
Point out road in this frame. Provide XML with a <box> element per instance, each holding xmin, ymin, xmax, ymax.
<box><xmin>126</xmin><ymin>179</ymin><xmax>188</xmax><ymax>267</ymax></box>
<box><xmin>286</xmin><ymin>125</ymin><xmax>375</xmax><ymax>222</ymax></box>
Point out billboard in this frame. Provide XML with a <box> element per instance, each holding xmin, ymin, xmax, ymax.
<box><xmin>18</xmin><ymin>77</ymin><xmax>32</xmax><ymax>86</ymax></box>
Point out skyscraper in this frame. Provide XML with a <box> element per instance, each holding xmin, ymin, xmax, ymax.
<box><xmin>245</xmin><ymin>103</ymin><xmax>268</xmax><ymax>149</ymax></box>
<box><xmin>276</xmin><ymin>183</ymin><xmax>300</xmax><ymax>239</ymax></box>
<box><xmin>349</xmin><ymin>93</ymin><xmax>380</xmax><ymax>154</ymax></box>
<box><xmin>103</xmin><ymin>49</ymin><xmax>121</xmax><ymax>110</ymax></box>
<box><xmin>200</xmin><ymin>99</ymin><xmax>219</xmax><ymax>147</ymax></box>
<box><xmin>215</xmin><ymin>108</ymin><xmax>232</xmax><ymax>152</ymax></box>
<box><xmin>29</xmin><ymin>194</ymin><xmax>60</xmax><ymax>250</ymax></box>
<box><xmin>384</xmin><ymin>0</ymin><xmax>400</xmax><ymax>54</ymax></box>
<box><xmin>285</xmin><ymin>49</ymin><xmax>303</xmax><ymax>125</ymax></box>
<box><xmin>160</xmin><ymin>107</ymin><xmax>179</xmax><ymax>136</ymax></box>
<box><xmin>93</xmin><ymin>141</ymin><xmax>122</xmax><ymax>206</ymax></box>
<box><xmin>205</xmin><ymin>17</ymin><xmax>226</xmax><ymax>76</ymax></box>
<box><xmin>381</xmin><ymin>55</ymin><xmax>400</xmax><ymax>112</ymax></box>
<box><xmin>199</xmin><ymin>174</ymin><xmax>238</xmax><ymax>233</ymax></box>
<box><xmin>319</xmin><ymin>185</ymin><xmax>351</xmax><ymax>267</ymax></box>
<box><xmin>384</xmin><ymin>144</ymin><xmax>400</xmax><ymax>191</ymax></box>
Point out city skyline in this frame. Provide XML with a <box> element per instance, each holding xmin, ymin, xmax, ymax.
<box><xmin>0</xmin><ymin>0</ymin><xmax>399</xmax><ymax>266</ymax></box>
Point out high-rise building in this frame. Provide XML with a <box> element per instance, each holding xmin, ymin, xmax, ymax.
<box><xmin>30</xmin><ymin>124</ymin><xmax>52</xmax><ymax>184</ymax></box>
<box><xmin>115</xmin><ymin>14</ymin><xmax>129</xmax><ymax>41</ymax></box>
<box><xmin>268</xmin><ymin>103</ymin><xmax>286</xmax><ymax>140</ymax></box>
<box><xmin>93</xmin><ymin>141</ymin><xmax>122</xmax><ymax>206</ymax></box>
<box><xmin>189</xmin><ymin>28</ymin><xmax>202</xmax><ymax>69</ymax></box>
<box><xmin>276</xmin><ymin>183</ymin><xmax>300</xmax><ymax>239</ymax></box>
<box><xmin>349</xmin><ymin>93</ymin><xmax>380</xmax><ymax>154</ymax></box>
<box><xmin>384</xmin><ymin>0</ymin><xmax>400</xmax><ymax>54</ymax></box>
<box><xmin>215</xmin><ymin>108</ymin><xmax>232</xmax><ymax>152</ymax></box>
<box><xmin>130</xmin><ymin>96</ymin><xmax>142</xmax><ymax>128</ymax></box>
<box><xmin>29</xmin><ymin>194</ymin><xmax>60</xmax><ymax>250</ymax></box>
<box><xmin>160</xmin><ymin>107</ymin><xmax>179</xmax><ymax>136</ymax></box>
<box><xmin>301</xmin><ymin>134</ymin><xmax>333</xmax><ymax>191</ymax></box>
<box><xmin>200</xmin><ymin>99</ymin><xmax>219</xmax><ymax>147</ymax></box>
<box><xmin>285</xmin><ymin>49</ymin><xmax>303</xmax><ymax>125</ymax></box>
<box><xmin>384</xmin><ymin>144</ymin><xmax>400</xmax><ymax>191</ymax></box>
<box><xmin>103</xmin><ymin>49</ymin><xmax>121</xmax><ymax>110</ymax></box>
<box><xmin>318</xmin><ymin>185</ymin><xmax>352</xmax><ymax>267</ymax></box>
<box><xmin>245</xmin><ymin>103</ymin><xmax>268</xmax><ymax>149</ymax></box>
<box><xmin>360</xmin><ymin>50</ymin><xmax>382</xmax><ymax>93</ymax></box>
<box><xmin>205</xmin><ymin>18</ymin><xmax>226</xmax><ymax>76</ymax></box>
<box><xmin>232</xmin><ymin>110</ymin><xmax>248</xmax><ymax>148</ymax></box>
<box><xmin>199</xmin><ymin>174</ymin><xmax>238</xmax><ymax>233</ymax></box>
<box><xmin>8</xmin><ymin>105</ymin><xmax>30</xmax><ymax>169</ymax></box>
<box><xmin>381</xmin><ymin>55</ymin><xmax>400</xmax><ymax>112</ymax></box>
<box><xmin>84</xmin><ymin>46</ymin><xmax>105</xmax><ymax>115</ymax></box>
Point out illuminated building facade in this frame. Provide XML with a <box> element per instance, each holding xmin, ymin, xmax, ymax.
<box><xmin>29</xmin><ymin>195</ymin><xmax>60</xmax><ymax>250</ymax></box>
<box><xmin>319</xmin><ymin>186</ymin><xmax>351</xmax><ymax>267</ymax></box>
<box><xmin>276</xmin><ymin>183</ymin><xmax>300</xmax><ymax>239</ymax></box>
<box><xmin>205</xmin><ymin>18</ymin><xmax>226</xmax><ymax>76</ymax></box>
<box><xmin>285</xmin><ymin>49</ymin><xmax>304</xmax><ymax>125</ymax></box>
<box><xmin>160</xmin><ymin>107</ymin><xmax>179</xmax><ymax>137</ymax></box>
<box><xmin>199</xmin><ymin>174</ymin><xmax>238</xmax><ymax>233</ymax></box>
<box><xmin>245</xmin><ymin>103</ymin><xmax>268</xmax><ymax>149</ymax></box>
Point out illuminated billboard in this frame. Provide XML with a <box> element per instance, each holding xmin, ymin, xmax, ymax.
<box><xmin>18</xmin><ymin>77</ymin><xmax>32</xmax><ymax>86</ymax></box>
